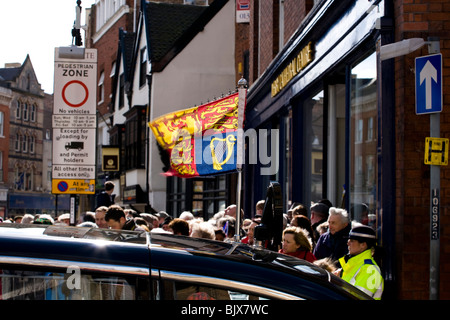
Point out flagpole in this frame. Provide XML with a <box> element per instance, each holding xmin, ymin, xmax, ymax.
<box><xmin>234</xmin><ymin>77</ymin><xmax>247</xmax><ymax>242</ymax></box>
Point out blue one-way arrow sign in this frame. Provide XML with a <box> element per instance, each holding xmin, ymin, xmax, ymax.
<box><xmin>415</xmin><ymin>53</ymin><xmax>442</xmax><ymax>115</ymax></box>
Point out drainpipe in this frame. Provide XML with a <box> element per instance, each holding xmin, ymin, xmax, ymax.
<box><xmin>146</xmin><ymin>71</ymin><xmax>152</xmax><ymax>212</ymax></box>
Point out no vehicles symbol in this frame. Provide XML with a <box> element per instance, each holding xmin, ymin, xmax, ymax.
<box><xmin>62</xmin><ymin>80</ymin><xmax>89</xmax><ymax>108</ymax></box>
<box><xmin>57</xmin><ymin>181</ymin><xmax>69</xmax><ymax>192</ymax></box>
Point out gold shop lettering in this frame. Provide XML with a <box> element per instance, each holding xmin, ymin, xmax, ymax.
<box><xmin>271</xmin><ymin>42</ymin><xmax>314</xmax><ymax>97</ymax></box>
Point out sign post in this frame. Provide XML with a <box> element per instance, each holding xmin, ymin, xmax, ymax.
<box><xmin>52</xmin><ymin>47</ymin><xmax>97</xmax><ymax>223</ymax></box>
<box><xmin>416</xmin><ymin>38</ymin><xmax>441</xmax><ymax>300</ymax></box>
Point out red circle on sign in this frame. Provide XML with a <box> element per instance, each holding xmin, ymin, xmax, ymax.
<box><xmin>62</xmin><ymin>80</ymin><xmax>89</xmax><ymax>108</ymax></box>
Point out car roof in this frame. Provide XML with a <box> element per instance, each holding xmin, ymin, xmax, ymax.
<box><xmin>0</xmin><ymin>224</ymin><xmax>370</xmax><ymax>300</ymax></box>
<box><xmin>0</xmin><ymin>224</ymin><xmax>149</xmax><ymax>268</ymax></box>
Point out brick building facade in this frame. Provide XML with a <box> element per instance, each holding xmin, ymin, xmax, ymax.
<box><xmin>392</xmin><ymin>0</ymin><xmax>450</xmax><ymax>300</ymax></box>
<box><xmin>243</xmin><ymin>0</ymin><xmax>450</xmax><ymax>299</ymax></box>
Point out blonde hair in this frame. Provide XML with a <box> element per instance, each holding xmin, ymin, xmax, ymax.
<box><xmin>190</xmin><ymin>221</ymin><xmax>215</xmax><ymax>240</ymax></box>
<box><xmin>283</xmin><ymin>226</ymin><xmax>312</xmax><ymax>252</ymax></box>
<box><xmin>313</xmin><ymin>258</ymin><xmax>336</xmax><ymax>272</ymax></box>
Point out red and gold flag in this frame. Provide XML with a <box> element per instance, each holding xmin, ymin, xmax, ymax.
<box><xmin>149</xmin><ymin>91</ymin><xmax>246</xmax><ymax>178</ymax></box>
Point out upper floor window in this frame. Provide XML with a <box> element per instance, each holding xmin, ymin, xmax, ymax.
<box><xmin>0</xmin><ymin>112</ymin><xmax>4</xmax><ymax>137</ymax></box>
<box><xmin>30</xmin><ymin>104</ymin><xmax>36</xmax><ymax>122</ymax></box>
<box><xmin>139</xmin><ymin>47</ymin><xmax>147</xmax><ymax>87</ymax></box>
<box><xmin>96</xmin><ymin>0</ymin><xmax>127</xmax><ymax>31</ymax></box>
<box><xmin>29</xmin><ymin>135</ymin><xmax>35</xmax><ymax>154</ymax></box>
<box><xmin>0</xmin><ymin>151</ymin><xmax>3</xmax><ymax>182</ymax></box>
<box><xmin>119</xmin><ymin>74</ymin><xmax>125</xmax><ymax>109</ymax></box>
<box><xmin>98</xmin><ymin>71</ymin><xmax>105</xmax><ymax>103</ymax></box>
<box><xmin>15</xmin><ymin>134</ymin><xmax>21</xmax><ymax>152</ymax></box>
<box><xmin>22</xmin><ymin>134</ymin><xmax>28</xmax><ymax>153</ymax></box>
<box><xmin>22</xmin><ymin>103</ymin><xmax>28</xmax><ymax>121</ymax></box>
<box><xmin>15</xmin><ymin>101</ymin><xmax>21</xmax><ymax>119</ymax></box>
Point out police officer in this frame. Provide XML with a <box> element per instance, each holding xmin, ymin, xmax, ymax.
<box><xmin>335</xmin><ymin>225</ymin><xmax>384</xmax><ymax>300</ymax></box>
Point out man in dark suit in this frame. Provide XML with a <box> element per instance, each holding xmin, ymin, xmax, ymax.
<box><xmin>96</xmin><ymin>181</ymin><xmax>115</xmax><ymax>208</ymax></box>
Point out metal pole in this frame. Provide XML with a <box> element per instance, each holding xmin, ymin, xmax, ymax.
<box><xmin>70</xmin><ymin>194</ymin><xmax>77</xmax><ymax>226</ymax></box>
<box><xmin>234</xmin><ymin>78</ymin><xmax>247</xmax><ymax>242</ymax></box>
<box><xmin>428</xmin><ymin>37</ymin><xmax>440</xmax><ymax>300</ymax></box>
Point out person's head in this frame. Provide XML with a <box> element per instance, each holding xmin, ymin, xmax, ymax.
<box><xmin>245</xmin><ymin>221</ymin><xmax>258</xmax><ymax>245</ymax></box>
<box><xmin>218</xmin><ymin>216</ymin><xmax>235</xmax><ymax>238</ymax></box>
<box><xmin>313</xmin><ymin>257</ymin><xmax>336</xmax><ymax>272</ymax></box>
<box><xmin>290</xmin><ymin>214</ymin><xmax>311</xmax><ymax>229</ymax></box>
<box><xmin>21</xmin><ymin>214</ymin><xmax>35</xmax><ymax>224</ymax></box>
<box><xmin>124</xmin><ymin>209</ymin><xmax>138</xmax><ymax>220</ymax></box>
<box><xmin>327</xmin><ymin>207</ymin><xmax>349</xmax><ymax>235</ymax></box>
<box><xmin>95</xmin><ymin>206</ymin><xmax>109</xmax><ymax>228</ymax></box>
<box><xmin>156</xmin><ymin>211</ymin><xmax>170</xmax><ymax>225</ymax></box>
<box><xmin>190</xmin><ymin>221</ymin><xmax>215</xmax><ymax>240</ymax></box>
<box><xmin>14</xmin><ymin>216</ymin><xmax>23</xmax><ymax>223</ymax></box>
<box><xmin>161</xmin><ymin>217</ymin><xmax>173</xmax><ymax>231</ymax></box>
<box><xmin>224</xmin><ymin>204</ymin><xmax>237</xmax><ymax>218</ymax></box>
<box><xmin>292</xmin><ymin>204</ymin><xmax>308</xmax><ymax>217</ymax></box>
<box><xmin>169</xmin><ymin>218</ymin><xmax>190</xmax><ymax>236</ymax></box>
<box><xmin>255</xmin><ymin>200</ymin><xmax>265</xmax><ymax>216</ymax></box>
<box><xmin>351</xmin><ymin>203</ymin><xmax>369</xmax><ymax>225</ymax></box>
<box><xmin>140</xmin><ymin>213</ymin><xmax>158</xmax><ymax>230</ymax></box>
<box><xmin>310</xmin><ymin>203</ymin><xmax>329</xmax><ymax>224</ymax></box>
<box><xmin>282</xmin><ymin>226</ymin><xmax>312</xmax><ymax>253</ymax></box>
<box><xmin>214</xmin><ymin>228</ymin><xmax>226</xmax><ymax>241</ymax></box>
<box><xmin>58</xmin><ymin>213</ymin><xmax>70</xmax><ymax>225</ymax></box>
<box><xmin>83</xmin><ymin>211</ymin><xmax>96</xmax><ymax>223</ymax></box>
<box><xmin>105</xmin><ymin>205</ymin><xmax>126</xmax><ymax>229</ymax></box>
<box><xmin>133</xmin><ymin>217</ymin><xmax>150</xmax><ymax>232</ymax></box>
<box><xmin>104</xmin><ymin>181</ymin><xmax>115</xmax><ymax>194</ymax></box>
<box><xmin>347</xmin><ymin>225</ymin><xmax>376</xmax><ymax>256</ymax></box>
<box><xmin>179</xmin><ymin>211</ymin><xmax>194</xmax><ymax>221</ymax></box>
<box><xmin>33</xmin><ymin>214</ymin><xmax>54</xmax><ymax>225</ymax></box>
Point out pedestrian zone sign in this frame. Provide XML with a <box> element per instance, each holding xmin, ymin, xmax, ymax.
<box><xmin>415</xmin><ymin>54</ymin><xmax>442</xmax><ymax>115</ymax></box>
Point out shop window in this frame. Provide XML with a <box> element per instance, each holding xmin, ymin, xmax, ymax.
<box><xmin>349</xmin><ymin>52</ymin><xmax>377</xmax><ymax>226</ymax></box>
<box><xmin>167</xmin><ymin>177</ymin><xmax>186</xmax><ymax>217</ymax></box>
<box><xmin>15</xmin><ymin>170</ymin><xmax>25</xmax><ymax>191</ymax></box>
<box><xmin>25</xmin><ymin>168</ymin><xmax>33</xmax><ymax>191</ymax></box>
<box><xmin>167</xmin><ymin>175</ymin><xmax>228</xmax><ymax>220</ymax></box>
<box><xmin>303</xmin><ymin>90</ymin><xmax>324</xmax><ymax>205</ymax></box>
<box><xmin>192</xmin><ymin>176</ymin><xmax>227</xmax><ymax>218</ymax></box>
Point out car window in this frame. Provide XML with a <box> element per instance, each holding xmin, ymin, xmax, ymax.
<box><xmin>158</xmin><ymin>279</ymin><xmax>268</xmax><ymax>300</ymax></box>
<box><xmin>0</xmin><ymin>267</ymin><xmax>150</xmax><ymax>300</ymax></box>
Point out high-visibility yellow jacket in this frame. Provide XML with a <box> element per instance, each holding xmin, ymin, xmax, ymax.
<box><xmin>339</xmin><ymin>249</ymin><xmax>384</xmax><ymax>300</ymax></box>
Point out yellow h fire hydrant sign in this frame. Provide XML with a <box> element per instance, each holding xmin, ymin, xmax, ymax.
<box><xmin>425</xmin><ymin>137</ymin><xmax>449</xmax><ymax>166</ymax></box>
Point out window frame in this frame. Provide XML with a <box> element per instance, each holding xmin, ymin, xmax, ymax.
<box><xmin>158</xmin><ymin>270</ymin><xmax>301</xmax><ymax>300</ymax></box>
<box><xmin>0</xmin><ymin>255</ymin><xmax>151</xmax><ymax>300</ymax></box>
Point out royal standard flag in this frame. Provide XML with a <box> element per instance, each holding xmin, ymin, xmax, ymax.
<box><xmin>149</xmin><ymin>91</ymin><xmax>246</xmax><ymax>178</ymax></box>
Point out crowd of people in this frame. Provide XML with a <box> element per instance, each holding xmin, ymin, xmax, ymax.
<box><xmin>0</xmin><ymin>181</ymin><xmax>383</xmax><ymax>299</ymax></box>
